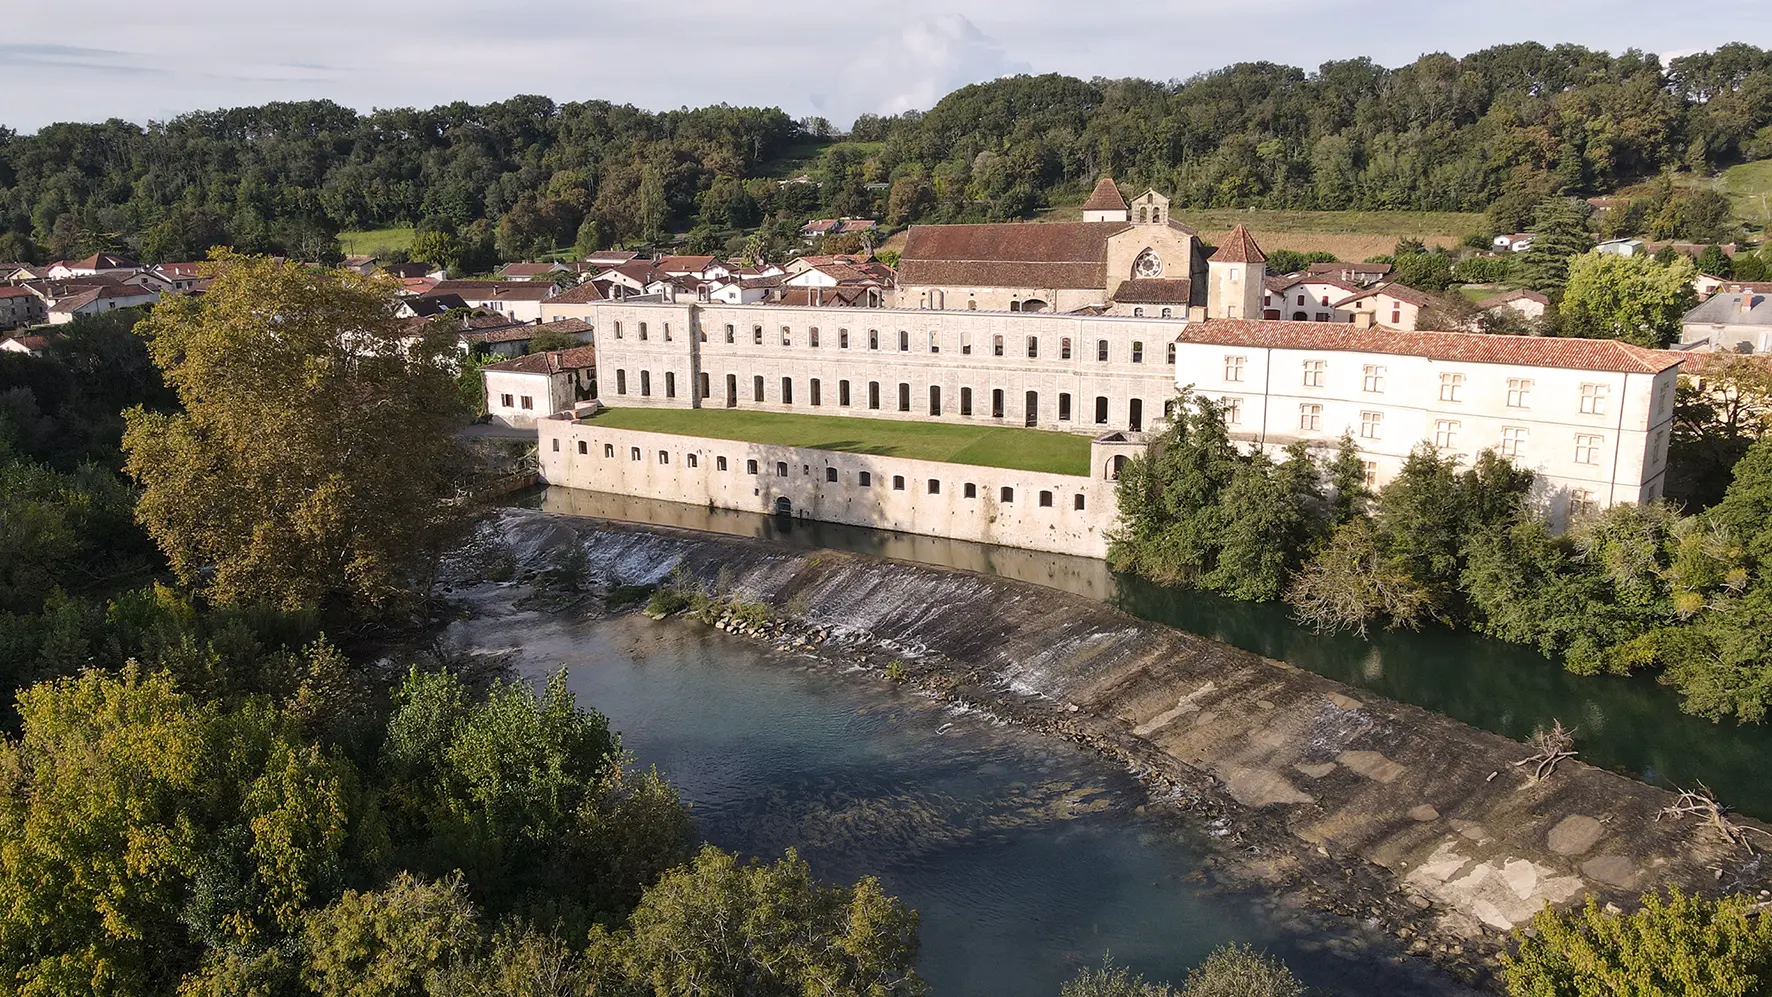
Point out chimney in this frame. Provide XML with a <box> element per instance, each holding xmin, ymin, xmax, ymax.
<box><xmin>1353</xmin><ymin>311</ymin><xmax>1376</xmax><ymax>329</ymax></box>
<box><xmin>1186</xmin><ymin>305</ymin><xmax>1207</xmax><ymax>322</ymax></box>
<box><xmin>1744</xmin><ymin>293</ymin><xmax>1758</xmax><ymax>316</ymax></box>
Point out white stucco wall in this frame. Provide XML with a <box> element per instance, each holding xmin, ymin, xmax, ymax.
<box><xmin>536</xmin><ymin>420</ymin><xmax>1121</xmax><ymax>558</ymax></box>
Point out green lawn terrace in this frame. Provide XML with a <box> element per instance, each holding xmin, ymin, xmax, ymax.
<box><xmin>583</xmin><ymin>407</ymin><xmax>1095</xmax><ymax>477</ymax></box>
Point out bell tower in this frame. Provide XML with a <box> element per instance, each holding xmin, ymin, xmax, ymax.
<box><xmin>1131</xmin><ymin>189</ymin><xmax>1170</xmax><ymax>226</ymax></box>
<box><xmin>1206</xmin><ymin>224</ymin><xmax>1266</xmax><ymax>320</ymax></box>
<box><xmin>1080</xmin><ymin>177</ymin><xmax>1130</xmax><ymax>223</ymax></box>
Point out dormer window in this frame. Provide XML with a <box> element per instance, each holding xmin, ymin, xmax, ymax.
<box><xmin>1133</xmin><ymin>250</ymin><xmax>1163</xmax><ymax>279</ymax></box>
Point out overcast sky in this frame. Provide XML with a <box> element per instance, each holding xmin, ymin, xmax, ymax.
<box><xmin>4</xmin><ymin>1</ymin><xmax>1770</xmax><ymax>134</ymax></box>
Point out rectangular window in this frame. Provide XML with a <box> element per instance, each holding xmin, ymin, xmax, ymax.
<box><xmin>809</xmin><ymin>379</ymin><xmax>822</xmax><ymax>406</ymax></box>
<box><xmin>658</xmin><ymin>450</ymin><xmax>669</xmax><ymax>465</ymax></box>
<box><xmin>961</xmin><ymin>332</ymin><xmax>972</xmax><ymax>355</ymax></box>
<box><xmin>1223</xmin><ymin>397</ymin><xmax>1242</xmax><ymax>425</ymax></box>
<box><xmin>500</xmin><ymin>393</ymin><xmax>513</xmax><ymax>407</ymax></box>
<box><xmin>551</xmin><ymin>438</ymin><xmax>559</xmax><ymax>452</ymax></box>
<box><xmin>809</xmin><ymin>327</ymin><xmax>820</xmax><ymax>348</ymax></box>
<box><xmin>615</xmin><ymin>370</ymin><xmax>627</xmax><ymax>395</ymax></box>
<box><xmin>1570</xmin><ymin>489</ymin><xmax>1596</xmax><ymax>517</ymax></box>
<box><xmin>928</xmin><ymin>478</ymin><xmax>940</xmax><ymax>495</ymax></box>
<box><xmin>1361</xmin><ymin>460</ymin><xmax>1378</xmax><ymax>488</ymax></box>
<box><xmin>1000</xmin><ymin>486</ymin><xmax>1014</xmax><ymax>503</ymax></box>
<box><xmin>929</xmin><ymin>385</ymin><xmax>941</xmax><ymax>416</ymax></box>
<box><xmin>826</xmin><ymin>466</ymin><xmax>838</xmax><ymax>482</ymax></box>
<box><xmin>776</xmin><ymin>462</ymin><xmax>788</xmax><ymax>477</ymax></box>
<box><xmin>1074</xmin><ymin>494</ymin><xmax>1086</xmax><ymax>511</ymax></box>
<box><xmin>898</xmin><ymin>330</ymin><xmax>909</xmax><ymax>352</ymax></box>
<box><xmin>603</xmin><ymin>443</ymin><xmax>613</xmax><ymax>457</ymax></box>
<box><xmin>753</xmin><ymin>375</ymin><xmax>764</xmax><ymax>402</ymax></box>
<box><xmin>1224</xmin><ymin>355</ymin><xmax>1246</xmax><ymax>382</ymax></box>
<box><xmin>630</xmin><ymin>447</ymin><xmax>641</xmax><ymax>461</ymax></box>
<box><xmin>1302</xmin><ymin>359</ymin><xmax>1325</xmax><ymax>387</ymax></box>
<box><xmin>869</xmin><ymin>329</ymin><xmax>879</xmax><ymax>350</ymax></box>
<box><xmin>869</xmin><ymin>382</ymin><xmax>881</xmax><ymax>409</ymax></box>
<box><xmin>753</xmin><ymin>325</ymin><xmax>763</xmax><ymax>345</ymax></box>
<box><xmin>1166</xmin><ymin>343</ymin><xmax>1176</xmax><ymax>365</ymax></box>
<box><xmin>840</xmin><ymin>380</ymin><xmax>851</xmax><ymax>406</ymax></box>
<box><xmin>1360</xmin><ymin>410</ymin><xmax>1382</xmax><ymax>439</ymax></box>
<box><xmin>747</xmin><ymin>459</ymin><xmax>759</xmax><ymax>474</ymax></box>
<box><xmin>1435</xmin><ymin>419</ymin><xmax>1460</xmax><ymax>449</ymax></box>
<box><xmin>1058</xmin><ymin>393</ymin><xmax>1071</xmax><ymax>421</ymax></box>
<box><xmin>1097</xmin><ymin>340</ymin><xmax>1109</xmax><ymax>362</ymax></box>
<box><xmin>1500</xmin><ymin>426</ymin><xmax>1528</xmax><ymax>458</ymax></box>
<box><xmin>1039</xmin><ymin>490</ymin><xmax>1053</xmax><ymax>508</ymax></box>
<box><xmin>1362</xmin><ymin>365</ymin><xmax>1385</xmax><ymax>393</ymax></box>
<box><xmin>717</xmin><ymin>456</ymin><xmax>728</xmax><ymax>470</ymax></box>
<box><xmin>839</xmin><ymin>328</ymin><xmax>849</xmax><ymax>349</ymax></box>
<box><xmin>1299</xmin><ymin>403</ymin><xmax>1322</xmax><ymax>431</ymax></box>
<box><xmin>1094</xmin><ymin>396</ymin><xmax>1109</xmax><ymax>425</ymax></box>
<box><xmin>725</xmin><ymin>324</ymin><xmax>735</xmax><ymax>344</ymax></box>
<box><xmin>1131</xmin><ymin>341</ymin><xmax>1144</xmax><ymax>364</ymax></box>
<box><xmin>1574</xmin><ymin>433</ymin><xmax>1603</xmax><ymax>465</ymax></box>
<box><xmin>1026</xmin><ymin>336</ymin><xmax>1038</xmax><ymax>359</ymax></box>
<box><xmin>614</xmin><ymin>321</ymin><xmax>623</xmax><ymax>339</ymax></box>
<box><xmin>1580</xmin><ymin>383</ymin><xmax>1609</xmax><ymax>415</ymax></box>
<box><xmin>992</xmin><ymin>389</ymin><xmax>1005</xmax><ymax>418</ymax></box>
<box><xmin>639</xmin><ymin>372</ymin><xmax>651</xmax><ymax>396</ymax></box>
<box><xmin>929</xmin><ymin>331</ymin><xmax>939</xmax><ymax>354</ymax></box>
<box><xmin>638</xmin><ymin>322</ymin><xmax>647</xmax><ymax>341</ymax></box>
<box><xmin>1507</xmin><ymin>378</ymin><xmax>1533</xmax><ymax>408</ymax></box>
<box><xmin>781</xmin><ymin>325</ymin><xmax>791</xmax><ymax>347</ymax></box>
<box><xmin>781</xmin><ymin>377</ymin><xmax>793</xmax><ymax>405</ymax></box>
<box><xmin>961</xmin><ymin>387</ymin><xmax>973</xmax><ymax>416</ymax></box>
<box><xmin>898</xmin><ymin>383</ymin><xmax>910</xmax><ymax>412</ymax></box>
<box><xmin>663</xmin><ymin>323</ymin><xmax>672</xmax><ymax>341</ymax></box>
<box><xmin>1062</xmin><ymin>338</ymin><xmax>1072</xmax><ymax>360</ymax></box>
<box><xmin>993</xmin><ymin>335</ymin><xmax>1004</xmax><ymax>357</ymax></box>
<box><xmin>892</xmin><ymin>475</ymin><xmax>905</xmax><ymax>491</ymax></box>
<box><xmin>859</xmin><ymin>471</ymin><xmax>871</xmax><ymax>486</ymax></box>
<box><xmin>964</xmin><ymin>482</ymin><xmax>978</xmax><ymax>499</ymax></box>
<box><xmin>1439</xmin><ymin>372</ymin><xmax>1465</xmax><ymax>402</ymax></box>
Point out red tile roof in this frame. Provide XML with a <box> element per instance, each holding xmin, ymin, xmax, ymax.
<box><xmin>1111</xmin><ymin>278</ymin><xmax>1193</xmax><ymax>304</ymax></box>
<box><xmin>483</xmin><ymin>345</ymin><xmax>597</xmax><ymax>374</ymax></box>
<box><xmin>1209</xmin><ymin>225</ymin><xmax>1265</xmax><ymax>264</ymax></box>
<box><xmin>1177</xmin><ymin>320</ymin><xmax>1681</xmax><ymax>374</ymax></box>
<box><xmin>1334</xmin><ymin>282</ymin><xmax>1434</xmax><ymax>309</ymax></box>
<box><xmin>497</xmin><ymin>262</ymin><xmax>563</xmax><ymax>277</ymax></box>
<box><xmin>0</xmin><ymin>287</ymin><xmax>34</xmax><ymax>300</ymax></box>
<box><xmin>1081</xmin><ymin>177</ymin><xmax>1128</xmax><ymax>213</ymax></box>
<box><xmin>66</xmin><ymin>252</ymin><xmax>140</xmax><ymax>271</ymax></box>
<box><xmin>654</xmin><ymin>255</ymin><xmax>718</xmax><ymax>273</ymax></box>
<box><xmin>898</xmin><ymin>221</ymin><xmax>1128</xmax><ymax>290</ymax></box>
<box><xmin>548</xmin><ymin>281</ymin><xmax>607</xmax><ymax>303</ymax></box>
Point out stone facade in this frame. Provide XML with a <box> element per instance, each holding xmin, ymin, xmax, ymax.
<box><xmin>536</xmin><ymin>419</ymin><xmax>1126</xmax><ymax>557</ymax></box>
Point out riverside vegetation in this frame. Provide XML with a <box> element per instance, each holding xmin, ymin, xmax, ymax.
<box><xmin>1</xmin><ymin>259</ymin><xmax>1769</xmax><ymax>993</ymax></box>
<box><xmin>4</xmin><ymin>43</ymin><xmax>1772</xmax><ymax>267</ymax></box>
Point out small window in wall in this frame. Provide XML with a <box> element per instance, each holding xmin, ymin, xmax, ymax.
<box><xmin>665</xmin><ymin>372</ymin><xmax>676</xmax><ymax>398</ymax></box>
<box><xmin>859</xmin><ymin>471</ymin><xmax>872</xmax><ymax>486</ymax></box>
<box><xmin>928</xmin><ymin>479</ymin><xmax>940</xmax><ymax>495</ymax></box>
<box><xmin>1133</xmin><ymin>307</ymin><xmax>1144</xmax><ymax>317</ymax></box>
<box><xmin>699</xmin><ymin>372</ymin><xmax>710</xmax><ymax>399</ymax></box>
<box><xmin>519</xmin><ymin>395</ymin><xmax>535</xmax><ymax>410</ymax></box>
<box><xmin>929</xmin><ymin>331</ymin><xmax>939</xmax><ymax>353</ymax></box>
<box><xmin>840</xmin><ymin>380</ymin><xmax>852</xmax><ymax>406</ymax></box>
<box><xmin>725</xmin><ymin>374</ymin><xmax>737</xmax><ymax>408</ymax></box>
<box><xmin>898</xmin><ymin>330</ymin><xmax>909</xmax><ymax>352</ymax></box>
<box><xmin>638</xmin><ymin>322</ymin><xmax>648</xmax><ymax>341</ymax></box>
<box><xmin>687</xmin><ymin>454</ymin><xmax>698</xmax><ymax>468</ymax></box>
<box><xmin>1095</xmin><ymin>396</ymin><xmax>1109</xmax><ymax>424</ymax></box>
<box><xmin>781</xmin><ymin>377</ymin><xmax>794</xmax><ymax>405</ymax></box>
<box><xmin>869</xmin><ymin>329</ymin><xmax>879</xmax><ymax>350</ymax></box>
<box><xmin>630</xmin><ymin>447</ymin><xmax>641</xmax><ymax>461</ymax></box>
<box><xmin>810</xmin><ymin>379</ymin><xmax>822</xmax><ymax>406</ymax></box>
<box><xmin>658</xmin><ymin>450</ymin><xmax>669</xmax><ymax>464</ymax></box>
<box><xmin>1128</xmin><ymin>398</ymin><xmax>1143</xmax><ymax>432</ymax></box>
<box><xmin>960</xmin><ymin>387</ymin><xmax>973</xmax><ymax>416</ymax></box>
<box><xmin>744</xmin><ymin>324</ymin><xmax>760</xmax><ymax>345</ymax></box>
<box><xmin>754</xmin><ymin>375</ymin><xmax>765</xmax><ymax>402</ymax></box>
<box><xmin>614</xmin><ymin>321</ymin><xmax>623</xmax><ymax>339</ymax></box>
<box><xmin>717</xmin><ymin>456</ymin><xmax>728</xmax><ymax>471</ymax></box>
<box><xmin>868</xmin><ymin>382</ymin><xmax>881</xmax><ymax>409</ymax></box>
<box><xmin>992</xmin><ymin>389</ymin><xmax>1005</xmax><ymax>418</ymax></box>
<box><xmin>1039</xmin><ymin>490</ymin><xmax>1053</xmax><ymax>508</ymax></box>
<box><xmin>1026</xmin><ymin>336</ymin><xmax>1038</xmax><ymax>358</ymax></box>
<box><xmin>500</xmin><ymin>393</ymin><xmax>513</xmax><ymax>407</ymax></box>
<box><xmin>1059</xmin><ymin>393</ymin><xmax>1072</xmax><ymax>420</ymax></box>
<box><xmin>993</xmin><ymin>335</ymin><xmax>1005</xmax><ymax>357</ymax></box>
<box><xmin>929</xmin><ymin>385</ymin><xmax>941</xmax><ymax>416</ymax></box>
<box><xmin>1000</xmin><ymin>486</ymin><xmax>1014</xmax><ymax>503</ymax></box>
<box><xmin>840</xmin><ymin>328</ymin><xmax>849</xmax><ymax>349</ymax></box>
<box><xmin>964</xmin><ymin>483</ymin><xmax>977</xmax><ymax>498</ymax></box>
<box><xmin>639</xmin><ymin>371</ymin><xmax>651</xmax><ymax>396</ymax></box>
<box><xmin>1131</xmin><ymin>342</ymin><xmax>1144</xmax><ymax>363</ymax></box>
<box><xmin>615</xmin><ymin>370</ymin><xmax>627</xmax><ymax>394</ymax></box>
<box><xmin>699</xmin><ymin>326</ymin><xmax>707</xmax><ymax>342</ymax></box>
<box><xmin>663</xmin><ymin>323</ymin><xmax>672</xmax><ymax>341</ymax></box>
<box><xmin>603</xmin><ymin>443</ymin><xmax>613</xmax><ymax>457</ymax></box>
<box><xmin>1166</xmin><ymin>343</ymin><xmax>1176</xmax><ymax>364</ymax></box>
<box><xmin>1074</xmin><ymin>494</ymin><xmax>1086</xmax><ymax>510</ymax></box>
<box><xmin>826</xmin><ymin>467</ymin><xmax>838</xmax><ymax>482</ymax></box>
<box><xmin>898</xmin><ymin>383</ymin><xmax>911</xmax><ymax>412</ymax></box>
<box><xmin>551</xmin><ymin>438</ymin><xmax>560</xmax><ymax>452</ymax></box>
<box><xmin>809</xmin><ymin>327</ymin><xmax>820</xmax><ymax>347</ymax></box>
<box><xmin>892</xmin><ymin>475</ymin><xmax>905</xmax><ymax>491</ymax></box>
<box><xmin>961</xmin><ymin>333</ymin><xmax>972</xmax><ymax>355</ymax></box>
<box><xmin>746</xmin><ymin>459</ymin><xmax>759</xmax><ymax>474</ymax></box>
<box><xmin>776</xmin><ymin>461</ymin><xmax>789</xmax><ymax>477</ymax></box>
<box><xmin>725</xmin><ymin>324</ymin><xmax>735</xmax><ymax>343</ymax></box>
<box><xmin>1061</xmin><ymin>337</ymin><xmax>1072</xmax><ymax>359</ymax></box>
<box><xmin>1026</xmin><ymin>391</ymin><xmax>1038</xmax><ymax>427</ymax></box>
<box><xmin>1097</xmin><ymin>340</ymin><xmax>1109</xmax><ymax>362</ymax></box>
<box><xmin>781</xmin><ymin>325</ymin><xmax>792</xmax><ymax>346</ymax></box>
<box><xmin>1161</xmin><ymin>308</ymin><xmax>1171</xmax><ymax>318</ymax></box>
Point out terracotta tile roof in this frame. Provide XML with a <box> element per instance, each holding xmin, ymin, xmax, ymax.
<box><xmin>2</xmin><ymin>335</ymin><xmax>49</xmax><ymax>352</ymax></box>
<box><xmin>600</xmin><ymin>262</ymin><xmax>659</xmax><ymax>284</ymax></box>
<box><xmin>0</xmin><ymin>287</ymin><xmax>34</xmax><ymax>299</ymax></box>
<box><xmin>549</xmin><ymin>281</ymin><xmax>607</xmax><ymax>303</ymax></box>
<box><xmin>1267</xmin><ymin>274</ymin><xmax>1364</xmax><ymax>296</ymax></box>
<box><xmin>583</xmin><ymin>251</ymin><xmax>639</xmax><ymax>266</ymax></box>
<box><xmin>1306</xmin><ymin>261</ymin><xmax>1393</xmax><ymax>277</ymax></box>
<box><xmin>1081</xmin><ymin>177</ymin><xmax>1128</xmax><ymax>213</ymax></box>
<box><xmin>776</xmin><ymin>286</ymin><xmax>876</xmax><ymax>307</ymax></box>
<box><xmin>1334</xmin><ymin>282</ymin><xmax>1434</xmax><ymax>309</ymax></box>
<box><xmin>898</xmin><ymin>221</ymin><xmax>1128</xmax><ymax>290</ymax></box>
<box><xmin>463</xmin><ymin>318</ymin><xmax>593</xmax><ymax>345</ymax></box>
<box><xmin>428</xmin><ymin>281</ymin><xmax>556</xmax><ymax>301</ymax></box>
<box><xmin>654</xmin><ymin>255</ymin><xmax>717</xmax><ymax>273</ymax></box>
<box><xmin>1209</xmin><ymin>225</ymin><xmax>1265</xmax><ymax>264</ymax></box>
<box><xmin>1111</xmin><ymin>278</ymin><xmax>1193</xmax><ymax>304</ymax></box>
<box><xmin>483</xmin><ymin>344</ymin><xmax>597</xmax><ymax>374</ymax></box>
<box><xmin>1476</xmin><ymin>289</ymin><xmax>1551</xmax><ymax>309</ymax></box>
<box><xmin>497</xmin><ymin>262</ymin><xmax>563</xmax><ymax>277</ymax></box>
<box><xmin>153</xmin><ymin>262</ymin><xmax>205</xmax><ymax>278</ymax></box>
<box><xmin>1177</xmin><ymin>320</ymin><xmax>1681</xmax><ymax>374</ymax></box>
<box><xmin>66</xmin><ymin>252</ymin><xmax>140</xmax><ymax>271</ymax></box>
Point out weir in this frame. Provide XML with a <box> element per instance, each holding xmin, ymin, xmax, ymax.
<box><xmin>483</xmin><ymin>506</ymin><xmax>1771</xmax><ymax>966</ymax></box>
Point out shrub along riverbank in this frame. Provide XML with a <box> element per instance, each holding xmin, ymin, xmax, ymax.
<box><xmin>1110</xmin><ymin>390</ymin><xmax>1772</xmax><ymax>723</ymax></box>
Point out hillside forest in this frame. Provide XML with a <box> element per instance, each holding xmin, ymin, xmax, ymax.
<box><xmin>2</xmin><ymin>41</ymin><xmax>1771</xmax><ymax>268</ymax></box>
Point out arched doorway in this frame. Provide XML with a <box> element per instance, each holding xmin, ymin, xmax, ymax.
<box><xmin>774</xmin><ymin>497</ymin><xmax>793</xmax><ymax>517</ymax></box>
<box><xmin>1292</xmin><ymin>311</ymin><xmax>1308</xmax><ymax>321</ymax></box>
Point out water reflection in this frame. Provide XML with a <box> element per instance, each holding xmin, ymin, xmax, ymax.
<box><xmin>447</xmin><ymin>608</ymin><xmax>1476</xmax><ymax>997</ymax></box>
<box><xmin>522</xmin><ymin>485</ymin><xmax>1772</xmax><ymax>819</ymax></box>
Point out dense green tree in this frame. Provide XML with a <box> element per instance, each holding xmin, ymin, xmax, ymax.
<box><xmin>1518</xmin><ymin>198</ymin><xmax>1595</xmax><ymax>291</ymax></box>
<box><xmin>1696</xmin><ymin>243</ymin><xmax>1734</xmax><ymax>277</ymax></box>
<box><xmin>1559</xmin><ymin>252</ymin><xmax>1698</xmax><ymax>347</ymax></box>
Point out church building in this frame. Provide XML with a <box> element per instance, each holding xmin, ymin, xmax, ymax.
<box><xmin>893</xmin><ymin>178</ymin><xmax>1206</xmax><ymax>316</ymax></box>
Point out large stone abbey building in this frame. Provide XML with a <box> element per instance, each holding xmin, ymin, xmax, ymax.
<box><xmin>538</xmin><ymin>183</ymin><xmax>1681</xmax><ymax>546</ymax></box>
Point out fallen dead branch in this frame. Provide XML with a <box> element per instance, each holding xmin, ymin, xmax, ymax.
<box><xmin>1656</xmin><ymin>783</ymin><xmax>1772</xmax><ymax>856</ymax></box>
<box><xmin>1514</xmin><ymin>719</ymin><xmax>1578</xmax><ymax>781</ymax></box>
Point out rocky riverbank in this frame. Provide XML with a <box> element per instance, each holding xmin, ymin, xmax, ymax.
<box><xmin>452</xmin><ymin>509</ymin><xmax>1772</xmax><ymax>989</ymax></box>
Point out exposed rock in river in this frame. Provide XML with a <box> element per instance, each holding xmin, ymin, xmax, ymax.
<box><xmin>459</xmin><ymin>509</ymin><xmax>1772</xmax><ymax>987</ymax></box>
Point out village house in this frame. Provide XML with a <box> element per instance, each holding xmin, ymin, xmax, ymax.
<box><xmin>482</xmin><ymin>345</ymin><xmax>597</xmax><ymax>428</ymax></box>
<box><xmin>381</xmin><ymin>262</ymin><xmax>447</xmax><ymax>281</ymax></box>
<box><xmin>1335</xmin><ymin>283</ymin><xmax>1433</xmax><ymax>331</ymax></box>
<box><xmin>341</xmin><ymin>255</ymin><xmax>379</xmax><ymax>274</ymax></box>
<box><xmin>422</xmin><ymin>280</ymin><xmax>558</xmax><ymax>323</ymax></box>
<box><xmin>461</xmin><ymin>317</ymin><xmax>594</xmax><ymax>359</ymax></box>
<box><xmin>47</xmin><ymin>253</ymin><xmax>141</xmax><ymax>279</ymax></box>
<box><xmin>1595</xmin><ymin>238</ymin><xmax>1645</xmax><ymax>257</ymax></box>
<box><xmin>0</xmin><ymin>334</ymin><xmax>49</xmax><ymax>355</ymax></box>
<box><xmin>1478</xmin><ymin>289</ymin><xmax>1551</xmax><ymax>322</ymax></box>
<box><xmin>1263</xmin><ymin>274</ymin><xmax>1364</xmax><ymax>322</ymax></box>
<box><xmin>46</xmin><ymin>282</ymin><xmax>160</xmax><ymax>323</ymax></box>
<box><xmin>497</xmin><ymin>261</ymin><xmax>572</xmax><ymax>281</ymax></box>
<box><xmin>1304</xmin><ymin>261</ymin><xmax>1394</xmax><ymax>285</ymax></box>
<box><xmin>0</xmin><ymin>286</ymin><xmax>46</xmax><ymax>329</ymax></box>
<box><xmin>582</xmin><ymin>250</ymin><xmax>641</xmax><ymax>269</ymax></box>
<box><xmin>894</xmin><ymin>178</ymin><xmax>1204</xmax><ymax>313</ymax></box>
<box><xmin>1679</xmin><ymin>289</ymin><xmax>1772</xmax><ymax>353</ymax></box>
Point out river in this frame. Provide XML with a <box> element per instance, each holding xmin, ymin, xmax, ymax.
<box><xmin>526</xmin><ymin>486</ymin><xmax>1772</xmax><ymax>820</ymax></box>
<box><xmin>446</xmin><ymin>601</ymin><xmax>1477</xmax><ymax>996</ymax></box>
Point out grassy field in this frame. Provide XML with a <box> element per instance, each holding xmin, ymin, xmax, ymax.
<box><xmin>587</xmin><ymin>407</ymin><xmax>1094</xmax><ymax>476</ymax></box>
<box><xmin>338</xmin><ymin>226</ymin><xmax>416</xmax><ymax>257</ymax></box>
<box><xmin>1717</xmin><ymin>159</ymin><xmax>1772</xmax><ymax>231</ymax></box>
